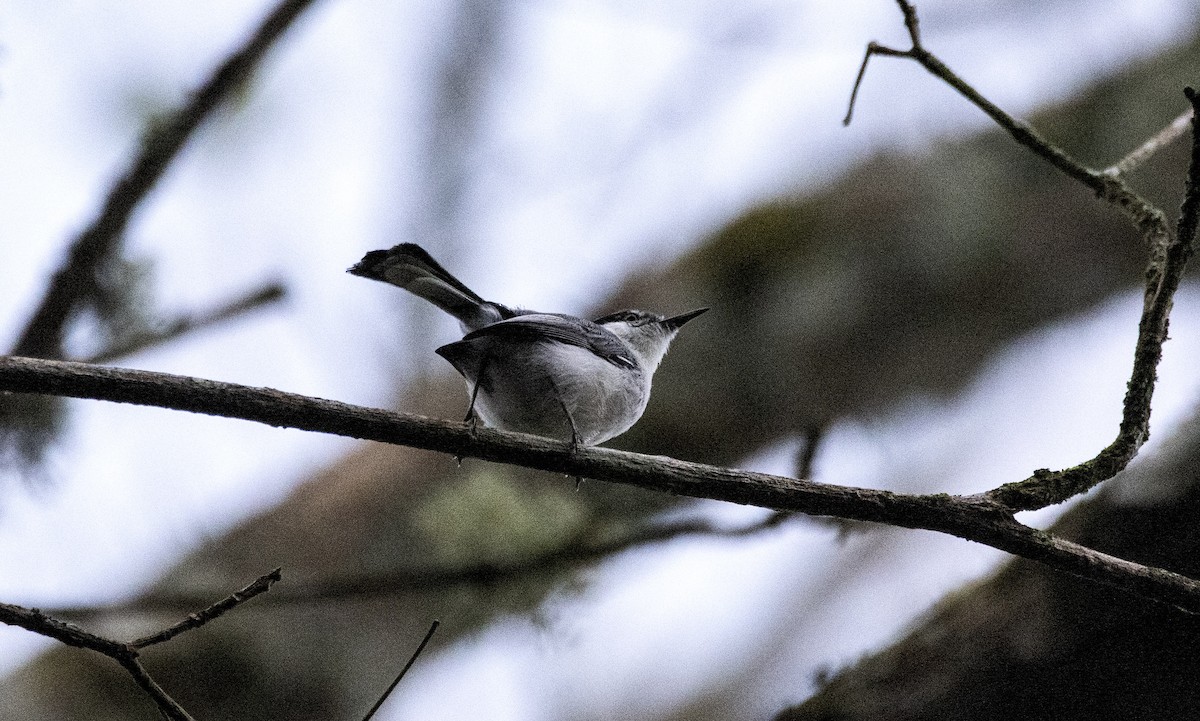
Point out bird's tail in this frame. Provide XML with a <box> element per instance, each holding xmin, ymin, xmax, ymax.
<box><xmin>348</xmin><ymin>243</ymin><xmax>507</xmax><ymax>331</ymax></box>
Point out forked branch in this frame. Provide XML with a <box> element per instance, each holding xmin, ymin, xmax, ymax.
<box><xmin>847</xmin><ymin>0</ymin><xmax>1198</xmax><ymax>511</ymax></box>
<box><xmin>0</xmin><ymin>568</ymin><xmax>282</xmax><ymax>721</ymax></box>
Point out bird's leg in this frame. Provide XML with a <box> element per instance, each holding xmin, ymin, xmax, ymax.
<box><xmin>548</xmin><ymin>377</ymin><xmax>584</xmax><ymax>489</ymax></box>
<box><xmin>549</xmin><ymin>380</ymin><xmax>582</xmax><ymax>451</ymax></box>
<box><xmin>464</xmin><ymin>381</ymin><xmax>482</xmax><ymax>431</ymax></box>
<box><xmin>560</xmin><ymin>399</ymin><xmax>582</xmax><ymax>454</ymax></box>
<box><xmin>455</xmin><ymin>357</ymin><xmax>489</xmax><ymax>467</ymax></box>
<box><xmin>463</xmin><ymin>355</ymin><xmax>490</xmax><ymax>435</ymax></box>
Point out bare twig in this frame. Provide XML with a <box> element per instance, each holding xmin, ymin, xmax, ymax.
<box><xmin>83</xmin><ymin>282</ymin><xmax>287</xmax><ymax>365</ymax></box>
<box><xmin>844</xmin><ymin>44</ymin><xmax>908</xmax><ymax>126</ymax></box>
<box><xmin>846</xmin><ymin>0</ymin><xmax>1195</xmax><ymax>512</ymax></box>
<box><xmin>3</xmin><ymin>357</ymin><xmax>1200</xmax><ymax>613</ymax></box>
<box><xmin>115</xmin><ymin>655</ymin><xmax>197</xmax><ymax>721</ymax></box>
<box><xmin>361</xmin><ymin>620</ymin><xmax>441</xmax><ymax>721</ymax></box>
<box><xmin>131</xmin><ymin>567</ymin><xmax>282</xmax><ymax>648</ymax></box>
<box><xmin>1104</xmin><ymin>108</ymin><xmax>1194</xmax><ymax>178</ymax></box>
<box><xmin>845</xmin><ymin>1</ymin><xmax>1168</xmax><ymax>244</ymax></box>
<box><xmin>10</xmin><ymin>0</ymin><xmax>317</xmax><ymax>360</ymax></box>
<box><xmin>0</xmin><ymin>567</ymin><xmax>281</xmax><ymax>721</ymax></box>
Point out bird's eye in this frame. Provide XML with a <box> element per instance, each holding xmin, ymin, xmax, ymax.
<box><xmin>596</xmin><ymin>310</ymin><xmax>639</xmax><ymax>324</ymax></box>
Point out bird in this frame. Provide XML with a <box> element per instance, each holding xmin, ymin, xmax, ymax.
<box><xmin>348</xmin><ymin>243</ymin><xmax>707</xmax><ymax>446</ymax></box>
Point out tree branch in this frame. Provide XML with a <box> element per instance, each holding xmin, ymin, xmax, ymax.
<box><xmin>10</xmin><ymin>0</ymin><xmax>317</xmax><ymax>360</ymax></box>
<box><xmin>115</xmin><ymin>655</ymin><xmax>197</xmax><ymax>721</ymax></box>
<box><xmin>846</xmin><ymin>1</ymin><xmax>1169</xmax><ymax>243</ymax></box>
<box><xmin>3</xmin><ymin>356</ymin><xmax>1200</xmax><ymax>612</ymax></box>
<box><xmin>846</xmin><ymin>0</ymin><xmax>1196</xmax><ymax>512</ymax></box>
<box><xmin>130</xmin><ymin>567</ymin><xmax>282</xmax><ymax>648</ymax></box>
<box><xmin>246</xmin><ymin>517</ymin><xmax>797</xmax><ymax>604</ymax></box>
<box><xmin>986</xmin><ymin>94</ymin><xmax>1200</xmax><ymax>509</ymax></box>
<box><xmin>0</xmin><ymin>567</ymin><xmax>281</xmax><ymax>721</ymax></box>
<box><xmin>1104</xmin><ymin>108</ymin><xmax>1194</xmax><ymax>178</ymax></box>
<box><xmin>82</xmin><ymin>281</ymin><xmax>287</xmax><ymax>365</ymax></box>
<box><xmin>0</xmin><ymin>602</ymin><xmax>128</xmax><ymax>657</ymax></box>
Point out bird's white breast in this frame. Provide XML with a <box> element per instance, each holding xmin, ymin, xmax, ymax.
<box><xmin>465</xmin><ymin>338</ymin><xmax>649</xmax><ymax>445</ymax></box>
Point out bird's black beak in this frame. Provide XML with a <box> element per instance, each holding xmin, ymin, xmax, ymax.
<box><xmin>662</xmin><ymin>307</ymin><xmax>709</xmax><ymax>331</ymax></box>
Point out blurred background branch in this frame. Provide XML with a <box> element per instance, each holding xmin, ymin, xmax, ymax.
<box><xmin>81</xmin><ymin>282</ymin><xmax>287</xmax><ymax>365</ymax></box>
<box><xmin>40</xmin><ymin>515</ymin><xmax>797</xmax><ymax>620</ymax></box>
<box><xmin>9</xmin><ymin>0</ymin><xmax>314</xmax><ymax>361</ymax></box>
<box><xmin>1106</xmin><ymin>108</ymin><xmax>1194</xmax><ymax>178</ymax></box>
<box><xmin>0</xmin><ymin>0</ymin><xmax>313</xmax><ymax>470</ymax></box>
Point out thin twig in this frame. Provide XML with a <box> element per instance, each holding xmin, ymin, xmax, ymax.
<box><xmin>844</xmin><ymin>42</ymin><xmax>898</xmax><ymax>126</ymax></box>
<box><xmin>10</xmin><ymin>0</ymin><xmax>316</xmax><ymax>360</ymax></box>
<box><xmin>361</xmin><ymin>620</ymin><xmax>441</xmax><ymax>721</ymax></box>
<box><xmin>131</xmin><ymin>567</ymin><xmax>282</xmax><ymax>648</ymax></box>
<box><xmin>116</xmin><ymin>655</ymin><xmax>197</xmax><ymax>721</ymax></box>
<box><xmin>1104</xmin><ymin>108</ymin><xmax>1194</xmax><ymax>178</ymax></box>
<box><xmin>84</xmin><ymin>282</ymin><xmax>286</xmax><ymax>365</ymax></box>
<box><xmin>3</xmin><ymin>357</ymin><xmax>1200</xmax><ymax>612</ymax></box>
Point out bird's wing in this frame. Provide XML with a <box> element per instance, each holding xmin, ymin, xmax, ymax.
<box><xmin>461</xmin><ymin>314</ymin><xmax>637</xmax><ymax>369</ymax></box>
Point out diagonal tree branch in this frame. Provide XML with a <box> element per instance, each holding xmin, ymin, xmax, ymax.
<box><xmin>0</xmin><ymin>602</ymin><xmax>129</xmax><ymax>657</ymax></box>
<box><xmin>130</xmin><ymin>567</ymin><xmax>282</xmax><ymax>648</ymax></box>
<box><xmin>115</xmin><ymin>655</ymin><xmax>196</xmax><ymax>721</ymax></box>
<box><xmin>3</xmin><ymin>355</ymin><xmax>1200</xmax><ymax>612</ymax></box>
<box><xmin>846</xmin><ymin>0</ymin><xmax>1197</xmax><ymax>512</ymax></box>
<box><xmin>82</xmin><ymin>281</ymin><xmax>287</xmax><ymax>365</ymax></box>
<box><xmin>1104</xmin><ymin>108</ymin><xmax>1195</xmax><ymax>178</ymax></box>
<box><xmin>10</xmin><ymin>0</ymin><xmax>318</xmax><ymax>361</ymax></box>
<box><xmin>361</xmin><ymin>620</ymin><xmax>440</xmax><ymax>721</ymax></box>
<box><xmin>846</xmin><ymin>0</ymin><xmax>1169</xmax><ymax>242</ymax></box>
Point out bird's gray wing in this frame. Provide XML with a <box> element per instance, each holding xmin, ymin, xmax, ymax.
<box><xmin>460</xmin><ymin>314</ymin><xmax>637</xmax><ymax>369</ymax></box>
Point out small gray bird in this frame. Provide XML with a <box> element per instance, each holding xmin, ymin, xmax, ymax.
<box><xmin>348</xmin><ymin>243</ymin><xmax>707</xmax><ymax>446</ymax></box>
